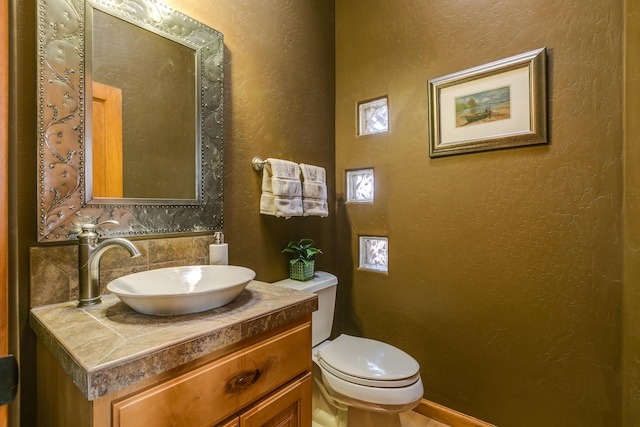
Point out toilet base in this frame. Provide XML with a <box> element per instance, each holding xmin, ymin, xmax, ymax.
<box><xmin>312</xmin><ymin>387</ymin><xmax>402</xmax><ymax>427</ymax></box>
<box><xmin>312</xmin><ymin>372</ymin><xmax>347</xmax><ymax>426</ymax></box>
<box><xmin>312</xmin><ymin>364</ymin><xmax>347</xmax><ymax>427</ymax></box>
<box><xmin>312</xmin><ymin>363</ymin><xmax>418</xmax><ymax>427</ymax></box>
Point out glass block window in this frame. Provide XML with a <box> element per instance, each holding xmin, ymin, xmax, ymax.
<box><xmin>346</xmin><ymin>169</ymin><xmax>374</xmax><ymax>202</ymax></box>
<box><xmin>358</xmin><ymin>97</ymin><xmax>388</xmax><ymax>136</ymax></box>
<box><xmin>359</xmin><ymin>236</ymin><xmax>388</xmax><ymax>272</ymax></box>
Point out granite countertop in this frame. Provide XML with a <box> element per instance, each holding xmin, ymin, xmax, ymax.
<box><xmin>30</xmin><ymin>280</ymin><xmax>317</xmax><ymax>401</ymax></box>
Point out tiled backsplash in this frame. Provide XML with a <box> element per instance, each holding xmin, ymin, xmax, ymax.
<box><xmin>30</xmin><ymin>235</ymin><xmax>217</xmax><ymax>308</ymax></box>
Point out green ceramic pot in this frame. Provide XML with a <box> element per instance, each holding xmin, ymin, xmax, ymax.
<box><xmin>289</xmin><ymin>260</ymin><xmax>315</xmax><ymax>281</ymax></box>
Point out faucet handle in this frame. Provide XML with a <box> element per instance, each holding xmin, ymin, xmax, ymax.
<box><xmin>78</xmin><ymin>220</ymin><xmax>119</xmax><ymax>240</ymax></box>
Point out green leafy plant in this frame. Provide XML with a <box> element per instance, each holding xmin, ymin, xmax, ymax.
<box><xmin>282</xmin><ymin>239</ymin><xmax>322</xmax><ymax>267</ymax></box>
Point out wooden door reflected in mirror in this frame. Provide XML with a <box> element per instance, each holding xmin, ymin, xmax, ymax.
<box><xmin>92</xmin><ymin>81</ymin><xmax>123</xmax><ymax>198</ymax></box>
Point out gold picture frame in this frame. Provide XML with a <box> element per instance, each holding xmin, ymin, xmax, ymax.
<box><xmin>428</xmin><ymin>48</ymin><xmax>547</xmax><ymax>158</ymax></box>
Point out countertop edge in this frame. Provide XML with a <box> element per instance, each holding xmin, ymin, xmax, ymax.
<box><xmin>30</xmin><ymin>281</ymin><xmax>318</xmax><ymax>400</ymax></box>
<box><xmin>30</xmin><ymin>312</ymin><xmax>91</xmax><ymax>397</ymax></box>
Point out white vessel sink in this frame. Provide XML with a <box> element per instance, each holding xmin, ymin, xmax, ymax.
<box><xmin>106</xmin><ymin>265</ymin><xmax>256</xmax><ymax>316</ymax></box>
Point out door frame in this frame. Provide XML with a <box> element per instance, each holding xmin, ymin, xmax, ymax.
<box><xmin>1</xmin><ymin>0</ymin><xmax>9</xmax><ymax>424</ymax></box>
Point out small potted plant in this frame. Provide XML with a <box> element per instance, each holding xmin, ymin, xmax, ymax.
<box><xmin>282</xmin><ymin>238</ymin><xmax>322</xmax><ymax>281</ymax></box>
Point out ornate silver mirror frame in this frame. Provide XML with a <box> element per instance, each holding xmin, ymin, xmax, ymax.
<box><xmin>36</xmin><ymin>0</ymin><xmax>224</xmax><ymax>242</ymax></box>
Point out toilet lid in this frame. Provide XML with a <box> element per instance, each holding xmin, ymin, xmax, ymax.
<box><xmin>316</xmin><ymin>334</ymin><xmax>420</xmax><ymax>388</ymax></box>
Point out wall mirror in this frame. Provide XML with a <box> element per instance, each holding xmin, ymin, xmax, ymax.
<box><xmin>36</xmin><ymin>0</ymin><xmax>224</xmax><ymax>242</ymax></box>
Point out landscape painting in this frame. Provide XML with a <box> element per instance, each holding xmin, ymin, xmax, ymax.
<box><xmin>428</xmin><ymin>47</ymin><xmax>547</xmax><ymax>157</ymax></box>
<box><xmin>455</xmin><ymin>86</ymin><xmax>511</xmax><ymax>127</ymax></box>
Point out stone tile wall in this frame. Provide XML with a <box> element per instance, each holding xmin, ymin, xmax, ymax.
<box><xmin>30</xmin><ymin>235</ymin><xmax>217</xmax><ymax>308</ymax></box>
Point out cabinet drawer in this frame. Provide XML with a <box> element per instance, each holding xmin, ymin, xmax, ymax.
<box><xmin>112</xmin><ymin>321</ymin><xmax>311</xmax><ymax>427</ymax></box>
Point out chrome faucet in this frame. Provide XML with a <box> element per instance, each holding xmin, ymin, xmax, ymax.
<box><xmin>77</xmin><ymin>221</ymin><xmax>142</xmax><ymax>307</ymax></box>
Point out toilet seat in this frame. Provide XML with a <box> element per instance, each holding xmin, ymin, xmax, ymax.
<box><xmin>316</xmin><ymin>334</ymin><xmax>421</xmax><ymax>388</ymax></box>
<box><xmin>318</xmin><ymin>359</ymin><xmax>425</xmax><ymax>407</ymax></box>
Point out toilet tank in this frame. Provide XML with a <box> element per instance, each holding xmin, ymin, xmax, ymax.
<box><xmin>273</xmin><ymin>271</ymin><xmax>338</xmax><ymax>346</ymax></box>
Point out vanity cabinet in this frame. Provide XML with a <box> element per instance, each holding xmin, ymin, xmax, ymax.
<box><xmin>218</xmin><ymin>372</ymin><xmax>311</xmax><ymax>427</ymax></box>
<box><xmin>37</xmin><ymin>316</ymin><xmax>312</xmax><ymax>427</ymax></box>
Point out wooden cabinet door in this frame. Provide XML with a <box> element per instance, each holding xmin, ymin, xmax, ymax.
<box><xmin>239</xmin><ymin>373</ymin><xmax>311</xmax><ymax>427</ymax></box>
<box><xmin>112</xmin><ymin>322</ymin><xmax>311</xmax><ymax>427</ymax></box>
<box><xmin>218</xmin><ymin>419</ymin><xmax>240</xmax><ymax>427</ymax></box>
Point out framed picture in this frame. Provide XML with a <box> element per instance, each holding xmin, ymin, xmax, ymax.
<box><xmin>428</xmin><ymin>47</ymin><xmax>547</xmax><ymax>157</ymax></box>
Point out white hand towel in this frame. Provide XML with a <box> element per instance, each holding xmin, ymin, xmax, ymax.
<box><xmin>260</xmin><ymin>193</ymin><xmax>275</xmax><ymax>214</ymax></box>
<box><xmin>274</xmin><ymin>197</ymin><xmax>303</xmax><ymax>218</ymax></box>
<box><xmin>262</xmin><ymin>159</ymin><xmax>300</xmax><ymax>191</ymax></box>
<box><xmin>299</xmin><ymin>163</ymin><xmax>328</xmax><ymax>217</ymax></box>
<box><xmin>302</xmin><ymin>181</ymin><xmax>327</xmax><ymax>200</ymax></box>
<box><xmin>272</xmin><ymin>177</ymin><xmax>302</xmax><ymax>197</ymax></box>
<box><xmin>303</xmin><ymin>199</ymin><xmax>328</xmax><ymax>217</ymax></box>
<box><xmin>300</xmin><ymin>163</ymin><xmax>325</xmax><ymax>182</ymax></box>
<box><xmin>260</xmin><ymin>193</ymin><xmax>304</xmax><ymax>218</ymax></box>
<box><xmin>260</xmin><ymin>158</ymin><xmax>303</xmax><ymax>218</ymax></box>
<box><xmin>267</xmin><ymin>158</ymin><xmax>300</xmax><ymax>179</ymax></box>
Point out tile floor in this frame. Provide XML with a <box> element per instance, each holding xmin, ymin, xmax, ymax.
<box><xmin>399</xmin><ymin>410</ymin><xmax>451</xmax><ymax>427</ymax></box>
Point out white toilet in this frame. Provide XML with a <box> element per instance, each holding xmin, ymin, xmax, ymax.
<box><xmin>275</xmin><ymin>272</ymin><xmax>423</xmax><ymax>427</ymax></box>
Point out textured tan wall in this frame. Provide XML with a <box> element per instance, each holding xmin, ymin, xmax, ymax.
<box><xmin>13</xmin><ymin>0</ymin><xmax>633</xmax><ymax>425</ymax></box>
<box><xmin>335</xmin><ymin>1</ymin><xmax>623</xmax><ymax>426</ymax></box>
<box><xmin>166</xmin><ymin>0</ymin><xmax>336</xmax><ymax>283</ymax></box>
<box><xmin>11</xmin><ymin>1</ymin><xmax>334</xmax><ymax>425</ymax></box>
<box><xmin>623</xmin><ymin>0</ymin><xmax>640</xmax><ymax>424</ymax></box>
